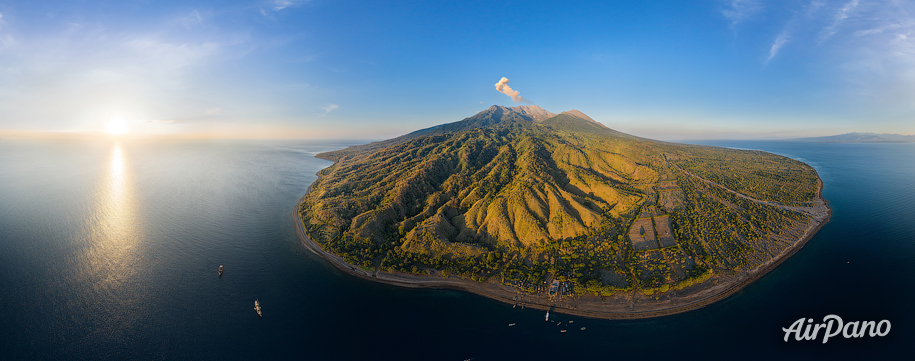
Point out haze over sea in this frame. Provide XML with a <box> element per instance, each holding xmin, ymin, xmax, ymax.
<box><xmin>0</xmin><ymin>138</ymin><xmax>911</xmax><ymax>360</ymax></box>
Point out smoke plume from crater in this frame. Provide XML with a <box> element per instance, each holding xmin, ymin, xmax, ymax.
<box><xmin>494</xmin><ymin>77</ymin><xmax>528</xmax><ymax>103</ymax></box>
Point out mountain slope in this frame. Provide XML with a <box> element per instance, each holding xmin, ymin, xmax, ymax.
<box><xmin>796</xmin><ymin>132</ymin><xmax>915</xmax><ymax>143</ymax></box>
<box><xmin>318</xmin><ymin>105</ymin><xmax>554</xmax><ymax>162</ymax></box>
<box><xmin>299</xmin><ymin>106</ymin><xmax>824</xmax><ymax>298</ymax></box>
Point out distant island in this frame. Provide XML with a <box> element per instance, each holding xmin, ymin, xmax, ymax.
<box><xmin>795</xmin><ymin>132</ymin><xmax>915</xmax><ymax>143</ymax></box>
<box><xmin>295</xmin><ymin>105</ymin><xmax>830</xmax><ymax>319</ymax></box>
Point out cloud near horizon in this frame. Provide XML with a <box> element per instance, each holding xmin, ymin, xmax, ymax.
<box><xmin>494</xmin><ymin>77</ymin><xmax>528</xmax><ymax>103</ymax></box>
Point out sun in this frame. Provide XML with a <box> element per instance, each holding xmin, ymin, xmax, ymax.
<box><xmin>107</xmin><ymin>117</ymin><xmax>129</xmax><ymax>136</ymax></box>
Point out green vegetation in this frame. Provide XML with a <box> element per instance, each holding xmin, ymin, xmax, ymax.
<box><xmin>674</xmin><ymin>147</ymin><xmax>819</xmax><ymax>204</ymax></box>
<box><xmin>298</xmin><ymin>105</ymin><xmax>821</xmax><ymax>297</ymax></box>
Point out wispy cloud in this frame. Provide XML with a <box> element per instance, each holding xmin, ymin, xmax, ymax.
<box><xmin>721</xmin><ymin>0</ymin><xmax>762</xmax><ymax>30</ymax></box>
<box><xmin>739</xmin><ymin>0</ymin><xmax>915</xmax><ymax>110</ymax></box>
<box><xmin>853</xmin><ymin>21</ymin><xmax>912</xmax><ymax>38</ymax></box>
<box><xmin>763</xmin><ymin>0</ymin><xmax>827</xmax><ymax>65</ymax></box>
<box><xmin>123</xmin><ymin>38</ymin><xmax>223</xmax><ymax>69</ymax></box>
<box><xmin>805</xmin><ymin>0</ymin><xmax>827</xmax><ymax>17</ymax></box>
<box><xmin>258</xmin><ymin>0</ymin><xmax>308</xmax><ymax>18</ymax></box>
<box><xmin>820</xmin><ymin>0</ymin><xmax>860</xmax><ymax>42</ymax></box>
<box><xmin>0</xmin><ymin>14</ymin><xmax>251</xmax><ymax>131</ymax></box>
<box><xmin>273</xmin><ymin>0</ymin><xmax>308</xmax><ymax>11</ymax></box>
<box><xmin>767</xmin><ymin>31</ymin><xmax>790</xmax><ymax>63</ymax></box>
<box><xmin>0</xmin><ymin>12</ymin><xmax>14</xmax><ymax>49</ymax></box>
<box><xmin>814</xmin><ymin>1</ymin><xmax>915</xmax><ymax>107</ymax></box>
<box><xmin>319</xmin><ymin>104</ymin><xmax>338</xmax><ymax>117</ymax></box>
<box><xmin>177</xmin><ymin>10</ymin><xmax>204</xmax><ymax>28</ymax></box>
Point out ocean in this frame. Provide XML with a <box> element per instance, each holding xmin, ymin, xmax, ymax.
<box><xmin>0</xmin><ymin>138</ymin><xmax>911</xmax><ymax>360</ymax></box>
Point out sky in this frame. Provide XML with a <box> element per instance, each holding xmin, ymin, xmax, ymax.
<box><xmin>1</xmin><ymin>0</ymin><xmax>914</xmax><ymax>140</ymax></box>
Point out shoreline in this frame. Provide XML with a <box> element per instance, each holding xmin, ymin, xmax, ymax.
<box><xmin>292</xmin><ymin>174</ymin><xmax>831</xmax><ymax>320</ymax></box>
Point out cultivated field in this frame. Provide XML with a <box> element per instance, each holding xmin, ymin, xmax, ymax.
<box><xmin>629</xmin><ymin>218</ymin><xmax>658</xmax><ymax>251</ymax></box>
<box><xmin>654</xmin><ymin>215</ymin><xmax>676</xmax><ymax>247</ymax></box>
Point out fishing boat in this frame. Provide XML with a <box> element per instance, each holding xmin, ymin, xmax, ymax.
<box><xmin>254</xmin><ymin>299</ymin><xmax>262</xmax><ymax>317</ymax></box>
<box><xmin>545</xmin><ymin>310</ymin><xmax>550</xmax><ymax>321</ymax></box>
<box><xmin>508</xmin><ymin>323</ymin><xmax>516</xmax><ymax>327</ymax></box>
<box><xmin>218</xmin><ymin>265</ymin><xmax>224</xmax><ymax>276</ymax></box>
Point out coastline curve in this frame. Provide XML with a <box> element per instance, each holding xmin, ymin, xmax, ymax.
<box><xmin>293</xmin><ymin>173</ymin><xmax>831</xmax><ymax>320</ymax></box>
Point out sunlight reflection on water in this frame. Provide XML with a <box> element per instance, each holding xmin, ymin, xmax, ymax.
<box><xmin>77</xmin><ymin>142</ymin><xmax>145</xmax><ymax>332</ymax></box>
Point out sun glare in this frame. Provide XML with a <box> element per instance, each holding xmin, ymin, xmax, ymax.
<box><xmin>107</xmin><ymin>117</ymin><xmax>128</xmax><ymax>136</ymax></box>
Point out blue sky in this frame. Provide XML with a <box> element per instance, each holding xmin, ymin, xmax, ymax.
<box><xmin>0</xmin><ymin>0</ymin><xmax>913</xmax><ymax>140</ymax></box>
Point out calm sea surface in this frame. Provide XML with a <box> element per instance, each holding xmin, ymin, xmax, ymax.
<box><xmin>0</xmin><ymin>138</ymin><xmax>912</xmax><ymax>360</ymax></box>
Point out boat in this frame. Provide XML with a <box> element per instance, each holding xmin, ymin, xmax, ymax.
<box><xmin>545</xmin><ymin>310</ymin><xmax>550</xmax><ymax>321</ymax></box>
<box><xmin>254</xmin><ymin>299</ymin><xmax>262</xmax><ymax>317</ymax></box>
<box><xmin>560</xmin><ymin>330</ymin><xmax>567</xmax><ymax>333</ymax></box>
<box><xmin>508</xmin><ymin>323</ymin><xmax>516</xmax><ymax>327</ymax></box>
<box><xmin>580</xmin><ymin>327</ymin><xmax>586</xmax><ymax>331</ymax></box>
<box><xmin>218</xmin><ymin>265</ymin><xmax>224</xmax><ymax>276</ymax></box>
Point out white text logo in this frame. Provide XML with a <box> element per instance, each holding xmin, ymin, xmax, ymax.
<box><xmin>782</xmin><ymin>315</ymin><xmax>890</xmax><ymax>343</ymax></box>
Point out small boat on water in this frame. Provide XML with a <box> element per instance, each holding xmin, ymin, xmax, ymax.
<box><xmin>545</xmin><ymin>311</ymin><xmax>550</xmax><ymax>321</ymax></box>
<box><xmin>218</xmin><ymin>265</ymin><xmax>224</xmax><ymax>276</ymax></box>
<box><xmin>508</xmin><ymin>323</ymin><xmax>516</xmax><ymax>327</ymax></box>
<box><xmin>580</xmin><ymin>327</ymin><xmax>586</xmax><ymax>331</ymax></box>
<box><xmin>254</xmin><ymin>299</ymin><xmax>262</xmax><ymax>317</ymax></box>
<box><xmin>560</xmin><ymin>330</ymin><xmax>567</xmax><ymax>333</ymax></box>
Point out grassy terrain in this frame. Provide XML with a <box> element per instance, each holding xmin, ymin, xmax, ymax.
<box><xmin>298</xmin><ymin>106</ymin><xmax>820</xmax><ymax>297</ymax></box>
